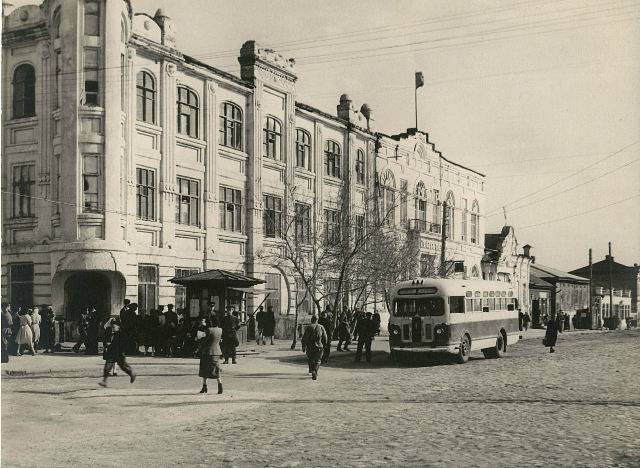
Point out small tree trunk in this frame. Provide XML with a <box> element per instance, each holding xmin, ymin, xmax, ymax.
<box><xmin>290</xmin><ymin>304</ymin><xmax>299</xmax><ymax>350</ymax></box>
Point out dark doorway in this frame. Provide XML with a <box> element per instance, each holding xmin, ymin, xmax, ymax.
<box><xmin>532</xmin><ymin>299</ymin><xmax>540</xmax><ymax>327</ymax></box>
<box><xmin>64</xmin><ymin>272</ymin><xmax>111</xmax><ymax>339</ymax></box>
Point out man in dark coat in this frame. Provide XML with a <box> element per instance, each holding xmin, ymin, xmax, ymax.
<box><xmin>262</xmin><ymin>306</ymin><xmax>276</xmax><ymax>345</ymax></box>
<box><xmin>255</xmin><ymin>305</ymin><xmax>265</xmax><ymax>345</ymax></box>
<box><xmin>355</xmin><ymin>311</ymin><xmax>375</xmax><ymax>363</ymax></box>
<box><xmin>302</xmin><ymin>315</ymin><xmax>328</xmax><ymax>380</ymax></box>
<box><xmin>164</xmin><ymin>304</ymin><xmax>179</xmax><ymax>357</ymax></box>
<box><xmin>1</xmin><ymin>303</ymin><xmax>13</xmax><ymax>363</ymax></box>
<box><xmin>220</xmin><ymin>308</ymin><xmax>240</xmax><ymax>364</ymax></box>
<box><xmin>85</xmin><ymin>306</ymin><xmax>100</xmax><ymax>355</ymax></box>
<box><xmin>544</xmin><ymin>310</ymin><xmax>563</xmax><ymax>353</ymax></box>
<box><xmin>318</xmin><ymin>310</ymin><xmax>333</xmax><ymax>363</ymax></box>
<box><xmin>120</xmin><ymin>302</ymin><xmax>139</xmax><ymax>355</ymax></box>
<box><xmin>336</xmin><ymin>312</ymin><xmax>351</xmax><ymax>351</ymax></box>
<box><xmin>99</xmin><ymin>318</ymin><xmax>136</xmax><ymax>387</ymax></box>
<box><xmin>73</xmin><ymin>308</ymin><xmax>89</xmax><ymax>353</ymax></box>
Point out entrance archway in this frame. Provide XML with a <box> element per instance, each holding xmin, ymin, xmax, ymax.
<box><xmin>64</xmin><ymin>272</ymin><xmax>111</xmax><ymax>325</ymax></box>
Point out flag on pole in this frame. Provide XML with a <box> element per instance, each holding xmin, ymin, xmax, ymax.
<box><xmin>415</xmin><ymin>71</ymin><xmax>424</xmax><ymax>89</ymax></box>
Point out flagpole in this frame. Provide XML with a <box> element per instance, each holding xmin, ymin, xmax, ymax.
<box><xmin>415</xmin><ymin>85</ymin><xmax>418</xmax><ymax>130</ymax></box>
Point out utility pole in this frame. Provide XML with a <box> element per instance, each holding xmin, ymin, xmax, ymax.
<box><xmin>609</xmin><ymin>242</ymin><xmax>614</xmax><ymax>324</ymax></box>
<box><xmin>439</xmin><ymin>201</ymin><xmax>447</xmax><ymax>277</ymax></box>
<box><xmin>589</xmin><ymin>248</ymin><xmax>594</xmax><ymax>328</ymax></box>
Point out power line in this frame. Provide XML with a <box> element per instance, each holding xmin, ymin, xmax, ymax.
<box><xmin>485</xmin><ymin>140</ymin><xmax>639</xmax><ymax>216</ymax></box>
<box><xmin>516</xmin><ymin>193</ymin><xmax>640</xmax><ymax>229</ymax></box>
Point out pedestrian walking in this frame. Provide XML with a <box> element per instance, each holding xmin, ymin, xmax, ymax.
<box><xmin>121</xmin><ymin>302</ymin><xmax>139</xmax><ymax>355</ymax></box>
<box><xmin>336</xmin><ymin>312</ymin><xmax>351</xmax><ymax>351</ymax></box>
<box><xmin>221</xmin><ymin>307</ymin><xmax>240</xmax><ymax>364</ymax></box>
<box><xmin>1</xmin><ymin>303</ymin><xmax>13</xmax><ymax>363</ymax></box>
<box><xmin>85</xmin><ymin>306</ymin><xmax>100</xmax><ymax>355</ymax></box>
<box><xmin>40</xmin><ymin>307</ymin><xmax>57</xmax><ymax>354</ymax></box>
<box><xmin>98</xmin><ymin>318</ymin><xmax>136</xmax><ymax>387</ymax></box>
<box><xmin>318</xmin><ymin>310</ymin><xmax>333</xmax><ymax>363</ymax></box>
<box><xmin>255</xmin><ymin>305</ymin><xmax>265</xmax><ymax>345</ymax></box>
<box><xmin>355</xmin><ymin>311</ymin><xmax>375</xmax><ymax>363</ymax></box>
<box><xmin>73</xmin><ymin>308</ymin><xmax>89</xmax><ymax>353</ymax></box>
<box><xmin>30</xmin><ymin>307</ymin><xmax>42</xmax><ymax>350</ymax></box>
<box><xmin>372</xmin><ymin>311</ymin><xmax>381</xmax><ymax>336</ymax></box>
<box><xmin>16</xmin><ymin>309</ymin><xmax>36</xmax><ymax>356</ymax></box>
<box><xmin>544</xmin><ymin>310</ymin><xmax>563</xmax><ymax>353</ymax></box>
<box><xmin>301</xmin><ymin>315</ymin><xmax>328</xmax><ymax>380</ymax></box>
<box><xmin>263</xmin><ymin>305</ymin><xmax>276</xmax><ymax>345</ymax></box>
<box><xmin>523</xmin><ymin>311</ymin><xmax>531</xmax><ymax>331</ymax></box>
<box><xmin>10</xmin><ymin>307</ymin><xmax>21</xmax><ymax>356</ymax></box>
<box><xmin>197</xmin><ymin>315</ymin><xmax>223</xmax><ymax>394</ymax></box>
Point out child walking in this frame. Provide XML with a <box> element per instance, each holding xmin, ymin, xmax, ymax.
<box><xmin>99</xmin><ymin>318</ymin><xmax>136</xmax><ymax>387</ymax></box>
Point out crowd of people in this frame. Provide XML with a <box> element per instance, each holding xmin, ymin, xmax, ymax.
<box><xmin>1</xmin><ymin>302</ymin><xmax>61</xmax><ymax>363</ymax></box>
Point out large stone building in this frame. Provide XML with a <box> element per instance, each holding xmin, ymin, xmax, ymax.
<box><xmin>1</xmin><ymin>1</ymin><xmax>486</xmax><ymax>336</ymax></box>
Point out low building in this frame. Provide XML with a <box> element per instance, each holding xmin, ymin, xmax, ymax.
<box><xmin>529</xmin><ymin>274</ymin><xmax>554</xmax><ymax>328</ymax></box>
<box><xmin>529</xmin><ymin>263</ymin><xmax>589</xmax><ymax>330</ymax></box>
<box><xmin>481</xmin><ymin>226</ymin><xmax>532</xmax><ymax>314</ymax></box>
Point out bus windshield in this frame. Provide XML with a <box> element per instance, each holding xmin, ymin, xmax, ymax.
<box><xmin>394</xmin><ymin>297</ymin><xmax>445</xmax><ymax>317</ymax></box>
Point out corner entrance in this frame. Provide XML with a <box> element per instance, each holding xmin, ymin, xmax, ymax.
<box><xmin>64</xmin><ymin>272</ymin><xmax>111</xmax><ymax>338</ymax></box>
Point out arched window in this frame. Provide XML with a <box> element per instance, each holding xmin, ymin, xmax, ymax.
<box><xmin>415</xmin><ymin>181</ymin><xmax>427</xmax><ymax>228</ymax></box>
<box><xmin>219</xmin><ymin>102</ymin><xmax>242</xmax><ymax>150</ymax></box>
<box><xmin>263</xmin><ymin>116</ymin><xmax>282</xmax><ymax>160</ymax></box>
<box><xmin>471</xmin><ymin>200</ymin><xmax>480</xmax><ymax>244</ymax></box>
<box><xmin>324</xmin><ymin>140</ymin><xmax>341</xmax><ymax>178</ymax></box>
<box><xmin>13</xmin><ymin>64</ymin><xmax>36</xmax><ymax>119</ymax></box>
<box><xmin>296</xmin><ymin>128</ymin><xmax>311</xmax><ymax>170</ymax></box>
<box><xmin>136</xmin><ymin>71</ymin><xmax>155</xmax><ymax>124</ymax></box>
<box><xmin>52</xmin><ymin>7</ymin><xmax>61</xmax><ymax>39</ymax></box>
<box><xmin>355</xmin><ymin>149</ymin><xmax>365</xmax><ymax>184</ymax></box>
<box><xmin>177</xmin><ymin>86</ymin><xmax>199</xmax><ymax>138</ymax></box>
<box><xmin>444</xmin><ymin>191</ymin><xmax>455</xmax><ymax>239</ymax></box>
<box><xmin>379</xmin><ymin>170</ymin><xmax>396</xmax><ymax>226</ymax></box>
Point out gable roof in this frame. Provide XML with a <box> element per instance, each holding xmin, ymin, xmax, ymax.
<box><xmin>530</xmin><ymin>263</ymin><xmax>589</xmax><ymax>283</ymax></box>
<box><xmin>529</xmin><ymin>274</ymin><xmax>554</xmax><ymax>289</ymax></box>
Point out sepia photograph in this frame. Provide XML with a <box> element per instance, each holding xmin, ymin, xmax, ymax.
<box><xmin>1</xmin><ymin>0</ymin><xmax>639</xmax><ymax>466</ymax></box>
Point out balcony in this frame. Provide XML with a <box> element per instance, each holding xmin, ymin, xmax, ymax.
<box><xmin>408</xmin><ymin>219</ymin><xmax>441</xmax><ymax>234</ymax></box>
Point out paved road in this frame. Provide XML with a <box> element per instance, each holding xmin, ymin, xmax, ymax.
<box><xmin>2</xmin><ymin>329</ymin><xmax>639</xmax><ymax>467</ymax></box>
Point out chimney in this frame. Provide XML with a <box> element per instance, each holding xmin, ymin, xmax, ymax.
<box><xmin>337</xmin><ymin>94</ymin><xmax>353</xmax><ymax>121</ymax></box>
<box><xmin>531</xmin><ymin>256</ymin><xmax>536</xmax><ymax>264</ymax></box>
<box><xmin>523</xmin><ymin>244</ymin><xmax>532</xmax><ymax>258</ymax></box>
<box><xmin>154</xmin><ymin>9</ymin><xmax>176</xmax><ymax>48</ymax></box>
<box><xmin>360</xmin><ymin>103</ymin><xmax>374</xmax><ymax>130</ymax></box>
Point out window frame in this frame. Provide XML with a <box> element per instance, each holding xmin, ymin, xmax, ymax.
<box><xmin>175</xmin><ymin>176</ymin><xmax>200</xmax><ymax>226</ymax></box>
<box><xmin>263</xmin><ymin>116</ymin><xmax>282</xmax><ymax>160</ymax></box>
<box><xmin>84</xmin><ymin>0</ymin><xmax>100</xmax><ymax>37</ymax></box>
<box><xmin>136</xmin><ymin>71</ymin><xmax>156</xmax><ymax>124</ymax></box>
<box><xmin>324</xmin><ymin>140</ymin><xmax>341</xmax><ymax>179</ymax></box>
<box><xmin>295</xmin><ymin>128</ymin><xmax>311</xmax><ymax>170</ymax></box>
<box><xmin>294</xmin><ymin>202</ymin><xmax>311</xmax><ymax>244</ymax></box>
<box><xmin>83</xmin><ymin>48</ymin><xmax>100</xmax><ymax>106</ymax></box>
<box><xmin>355</xmin><ymin>149</ymin><xmax>365</xmax><ymax>185</ymax></box>
<box><xmin>219</xmin><ymin>186</ymin><xmax>242</xmax><ymax>232</ymax></box>
<box><xmin>12</xmin><ymin>64</ymin><xmax>36</xmax><ymax>119</ymax></box>
<box><xmin>177</xmin><ymin>86</ymin><xmax>199</xmax><ymax>139</ymax></box>
<box><xmin>12</xmin><ymin>164</ymin><xmax>35</xmax><ymax>218</ymax></box>
<box><xmin>263</xmin><ymin>194</ymin><xmax>283</xmax><ymax>238</ymax></box>
<box><xmin>136</xmin><ymin>167</ymin><xmax>156</xmax><ymax>221</ymax></box>
<box><xmin>323</xmin><ymin>208</ymin><xmax>341</xmax><ymax>246</ymax></box>
<box><xmin>219</xmin><ymin>101</ymin><xmax>243</xmax><ymax>150</ymax></box>
<box><xmin>137</xmin><ymin>264</ymin><xmax>158</xmax><ymax>315</ymax></box>
<box><xmin>82</xmin><ymin>154</ymin><xmax>101</xmax><ymax>213</ymax></box>
<box><xmin>9</xmin><ymin>263</ymin><xmax>34</xmax><ymax>309</ymax></box>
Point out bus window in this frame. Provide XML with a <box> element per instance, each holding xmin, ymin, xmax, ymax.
<box><xmin>488</xmin><ymin>298</ymin><xmax>495</xmax><ymax>310</ymax></box>
<box><xmin>465</xmin><ymin>298</ymin><xmax>473</xmax><ymax>312</ymax></box>
<box><xmin>394</xmin><ymin>298</ymin><xmax>444</xmax><ymax>317</ymax></box>
<box><xmin>450</xmin><ymin>296</ymin><xmax>465</xmax><ymax>313</ymax></box>
<box><xmin>473</xmin><ymin>299</ymin><xmax>482</xmax><ymax>312</ymax></box>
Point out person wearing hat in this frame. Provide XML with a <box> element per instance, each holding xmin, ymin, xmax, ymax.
<box><xmin>301</xmin><ymin>314</ymin><xmax>328</xmax><ymax>380</ymax></box>
<box><xmin>99</xmin><ymin>318</ymin><xmax>136</xmax><ymax>387</ymax></box>
<box><xmin>355</xmin><ymin>311</ymin><xmax>375</xmax><ymax>363</ymax></box>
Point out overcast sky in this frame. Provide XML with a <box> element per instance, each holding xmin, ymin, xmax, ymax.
<box><xmin>15</xmin><ymin>0</ymin><xmax>640</xmax><ymax>270</ymax></box>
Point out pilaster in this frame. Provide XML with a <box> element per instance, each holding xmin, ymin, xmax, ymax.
<box><xmin>159</xmin><ymin>60</ymin><xmax>177</xmax><ymax>248</ymax></box>
<box><xmin>35</xmin><ymin>41</ymin><xmax>52</xmax><ymax>240</ymax></box>
<box><xmin>124</xmin><ymin>47</ymin><xmax>137</xmax><ymax>243</ymax></box>
<box><xmin>203</xmin><ymin>80</ymin><xmax>220</xmax><ymax>269</ymax></box>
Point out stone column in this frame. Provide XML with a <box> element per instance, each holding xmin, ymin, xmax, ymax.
<box><xmin>36</xmin><ymin>41</ymin><xmax>52</xmax><ymax>240</ymax></box>
<box><xmin>124</xmin><ymin>47</ymin><xmax>137</xmax><ymax>243</ymax></box>
<box><xmin>159</xmin><ymin>61</ymin><xmax>177</xmax><ymax>249</ymax></box>
<box><xmin>203</xmin><ymin>80</ymin><xmax>220</xmax><ymax>269</ymax></box>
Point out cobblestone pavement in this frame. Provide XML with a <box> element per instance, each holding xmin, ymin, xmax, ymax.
<box><xmin>2</xmin><ymin>329</ymin><xmax>639</xmax><ymax>467</ymax></box>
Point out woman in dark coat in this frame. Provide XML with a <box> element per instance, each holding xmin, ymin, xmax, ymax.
<box><xmin>40</xmin><ymin>307</ymin><xmax>57</xmax><ymax>353</ymax></box>
<box><xmin>198</xmin><ymin>316</ymin><xmax>223</xmax><ymax>394</ymax></box>
<box><xmin>544</xmin><ymin>310</ymin><xmax>563</xmax><ymax>353</ymax></box>
<box><xmin>220</xmin><ymin>309</ymin><xmax>240</xmax><ymax>364</ymax></box>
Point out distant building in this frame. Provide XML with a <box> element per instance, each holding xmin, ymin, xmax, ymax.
<box><xmin>569</xmin><ymin>255</ymin><xmax>639</xmax><ymax>326</ymax></box>
<box><xmin>529</xmin><ymin>263</ymin><xmax>589</xmax><ymax>329</ymax></box>
<box><xmin>481</xmin><ymin>226</ymin><xmax>532</xmax><ymax>314</ymax></box>
<box><xmin>529</xmin><ymin>274</ymin><xmax>554</xmax><ymax>328</ymax></box>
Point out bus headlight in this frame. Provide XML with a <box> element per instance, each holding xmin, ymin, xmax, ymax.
<box><xmin>435</xmin><ymin>328</ymin><xmax>444</xmax><ymax>335</ymax></box>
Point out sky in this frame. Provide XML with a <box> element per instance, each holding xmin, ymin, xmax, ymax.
<box><xmin>15</xmin><ymin>0</ymin><xmax>640</xmax><ymax>270</ymax></box>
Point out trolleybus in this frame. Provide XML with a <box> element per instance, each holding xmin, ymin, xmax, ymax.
<box><xmin>387</xmin><ymin>278</ymin><xmax>521</xmax><ymax>363</ymax></box>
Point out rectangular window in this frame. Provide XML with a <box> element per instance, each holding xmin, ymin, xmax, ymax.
<box><xmin>295</xmin><ymin>203</ymin><xmax>311</xmax><ymax>244</ymax></box>
<box><xmin>265</xmin><ymin>273</ymin><xmax>281</xmax><ymax>315</ymax></box>
<box><xmin>354</xmin><ymin>214</ymin><xmax>365</xmax><ymax>244</ymax></box>
<box><xmin>470</xmin><ymin>213</ymin><xmax>478</xmax><ymax>244</ymax></box>
<box><xmin>84</xmin><ymin>48</ymin><xmax>99</xmax><ymax>106</ymax></box>
<box><xmin>355</xmin><ymin>150</ymin><xmax>365</xmax><ymax>185</ymax></box>
<box><xmin>9</xmin><ymin>263</ymin><xmax>34</xmax><ymax>309</ymax></box>
<box><xmin>263</xmin><ymin>194</ymin><xmax>282</xmax><ymax>238</ymax></box>
<box><xmin>400</xmin><ymin>179</ymin><xmax>408</xmax><ymax>225</ymax></box>
<box><xmin>12</xmin><ymin>164</ymin><xmax>35</xmax><ymax>218</ymax></box>
<box><xmin>82</xmin><ymin>154</ymin><xmax>100</xmax><ymax>212</ymax></box>
<box><xmin>324</xmin><ymin>209</ymin><xmax>341</xmax><ymax>245</ymax></box>
<box><xmin>450</xmin><ymin>296</ymin><xmax>465</xmax><ymax>313</ymax></box>
<box><xmin>380</xmin><ymin>187</ymin><xmax>395</xmax><ymax>226</ymax></box>
<box><xmin>84</xmin><ymin>0</ymin><xmax>100</xmax><ymax>36</ymax></box>
<box><xmin>138</xmin><ymin>265</ymin><xmax>158</xmax><ymax>315</ymax></box>
<box><xmin>174</xmin><ymin>268</ymin><xmax>198</xmax><ymax>311</ymax></box>
<box><xmin>432</xmin><ymin>190</ymin><xmax>440</xmax><ymax>226</ymax></box>
<box><xmin>176</xmin><ymin>177</ymin><xmax>200</xmax><ymax>226</ymax></box>
<box><xmin>219</xmin><ymin>186</ymin><xmax>242</xmax><ymax>232</ymax></box>
<box><xmin>461</xmin><ymin>198</ymin><xmax>468</xmax><ymax>242</ymax></box>
<box><xmin>136</xmin><ymin>168</ymin><xmax>156</xmax><ymax>221</ymax></box>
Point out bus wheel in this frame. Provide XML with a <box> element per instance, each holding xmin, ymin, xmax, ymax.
<box><xmin>457</xmin><ymin>335</ymin><xmax>470</xmax><ymax>364</ymax></box>
<box><xmin>482</xmin><ymin>334</ymin><xmax>505</xmax><ymax>359</ymax></box>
